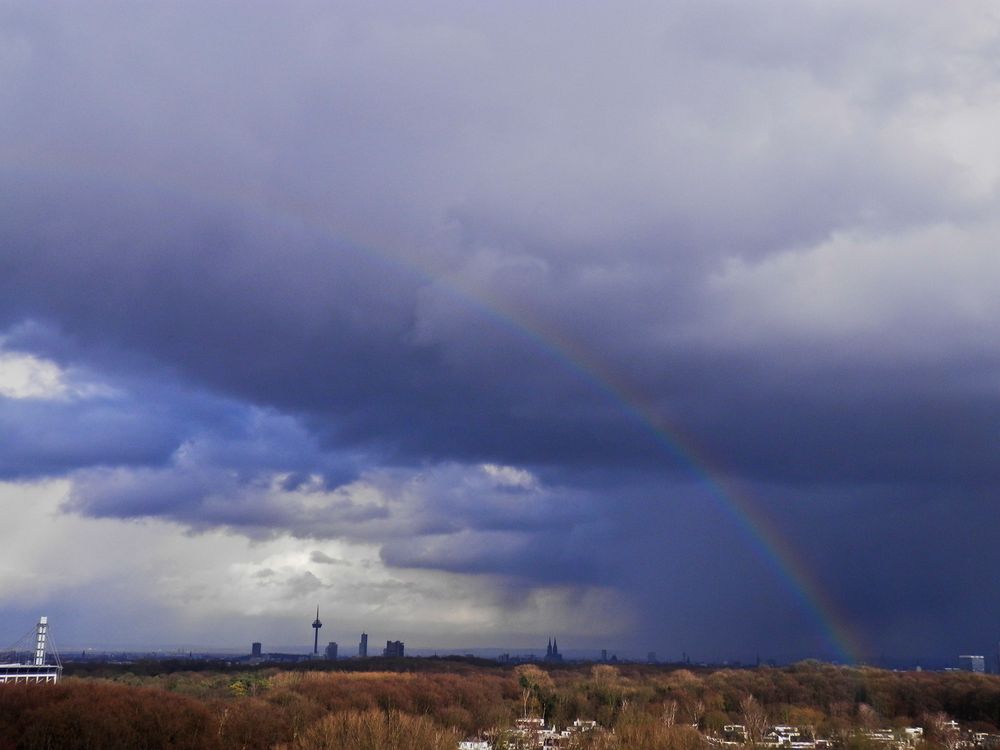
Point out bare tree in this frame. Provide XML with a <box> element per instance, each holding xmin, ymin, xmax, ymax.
<box><xmin>591</xmin><ymin>664</ymin><xmax>620</xmax><ymax>687</ymax></box>
<box><xmin>741</xmin><ymin>694</ymin><xmax>768</xmax><ymax>743</ymax></box>
<box><xmin>857</xmin><ymin>703</ymin><xmax>879</xmax><ymax>730</ymax></box>
<box><xmin>685</xmin><ymin>698</ymin><xmax>706</xmax><ymax>727</ymax></box>
<box><xmin>662</xmin><ymin>699</ymin><xmax>678</xmax><ymax>728</ymax></box>
<box><xmin>924</xmin><ymin>712</ymin><xmax>961</xmax><ymax>750</ymax></box>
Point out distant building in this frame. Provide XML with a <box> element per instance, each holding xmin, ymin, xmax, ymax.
<box><xmin>544</xmin><ymin>638</ymin><xmax>563</xmax><ymax>662</ymax></box>
<box><xmin>723</xmin><ymin>724</ymin><xmax>748</xmax><ymax>742</ymax></box>
<box><xmin>960</xmin><ymin>655</ymin><xmax>986</xmax><ymax>673</ymax></box>
<box><xmin>311</xmin><ymin>606</ymin><xmax>322</xmax><ymax>655</ymax></box>
<box><xmin>325</xmin><ymin>642</ymin><xmax>338</xmax><ymax>660</ymax></box>
<box><xmin>251</xmin><ymin>642</ymin><xmax>262</xmax><ymax>658</ymax></box>
<box><xmin>601</xmin><ymin>649</ymin><xmax>608</xmax><ymax>662</ymax></box>
<box><xmin>259</xmin><ymin>652</ymin><xmax>308</xmax><ymax>664</ymax></box>
<box><xmin>383</xmin><ymin>640</ymin><xmax>404</xmax><ymax>658</ymax></box>
<box><xmin>359</xmin><ymin>633</ymin><xmax>368</xmax><ymax>658</ymax></box>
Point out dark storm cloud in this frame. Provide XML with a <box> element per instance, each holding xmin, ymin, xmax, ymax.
<box><xmin>6</xmin><ymin>177</ymin><xmax>997</xmax><ymax>489</ymax></box>
<box><xmin>2</xmin><ymin>0</ymin><xmax>999</xmax><ymax>659</ymax></box>
<box><xmin>0</xmin><ymin>174</ymin><xmax>695</xmax><ymax>473</ymax></box>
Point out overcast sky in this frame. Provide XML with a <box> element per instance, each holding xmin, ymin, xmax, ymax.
<box><xmin>2</xmin><ymin>1</ymin><xmax>1000</xmax><ymax>663</ymax></box>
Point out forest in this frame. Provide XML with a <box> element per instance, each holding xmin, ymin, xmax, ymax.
<box><xmin>2</xmin><ymin>659</ymin><xmax>1000</xmax><ymax>750</ymax></box>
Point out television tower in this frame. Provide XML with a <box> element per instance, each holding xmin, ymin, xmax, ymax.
<box><xmin>311</xmin><ymin>606</ymin><xmax>322</xmax><ymax>655</ymax></box>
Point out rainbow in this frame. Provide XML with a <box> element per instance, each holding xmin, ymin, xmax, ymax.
<box><xmin>428</xmin><ymin>278</ymin><xmax>867</xmax><ymax>664</ymax></box>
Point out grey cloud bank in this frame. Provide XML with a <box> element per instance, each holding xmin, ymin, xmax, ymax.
<box><xmin>1</xmin><ymin>1</ymin><xmax>999</xmax><ymax>661</ymax></box>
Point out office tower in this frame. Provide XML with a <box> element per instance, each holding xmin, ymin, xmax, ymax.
<box><xmin>359</xmin><ymin>632</ymin><xmax>368</xmax><ymax>658</ymax></box>
<box><xmin>383</xmin><ymin>640</ymin><xmax>404</xmax><ymax>658</ymax></box>
<box><xmin>959</xmin><ymin>654</ymin><xmax>985</xmax><ymax>673</ymax></box>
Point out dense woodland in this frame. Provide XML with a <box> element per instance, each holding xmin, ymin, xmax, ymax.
<box><xmin>2</xmin><ymin>660</ymin><xmax>1000</xmax><ymax>750</ymax></box>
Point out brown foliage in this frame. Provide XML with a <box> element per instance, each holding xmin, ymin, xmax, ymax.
<box><xmin>0</xmin><ymin>680</ymin><xmax>217</xmax><ymax>750</ymax></box>
<box><xmin>5</xmin><ymin>660</ymin><xmax>1000</xmax><ymax>749</ymax></box>
<box><xmin>277</xmin><ymin>709</ymin><xmax>457</xmax><ymax>750</ymax></box>
<box><xmin>605</xmin><ymin>713</ymin><xmax>707</xmax><ymax>750</ymax></box>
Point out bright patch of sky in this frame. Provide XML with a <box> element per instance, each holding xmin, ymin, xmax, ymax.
<box><xmin>0</xmin><ymin>348</ymin><xmax>69</xmax><ymax>399</ymax></box>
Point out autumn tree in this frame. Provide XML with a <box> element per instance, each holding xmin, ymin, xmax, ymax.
<box><xmin>515</xmin><ymin>665</ymin><xmax>555</xmax><ymax>720</ymax></box>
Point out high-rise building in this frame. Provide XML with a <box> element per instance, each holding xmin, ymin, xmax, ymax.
<box><xmin>251</xmin><ymin>642</ymin><xmax>262</xmax><ymax>658</ymax></box>
<box><xmin>383</xmin><ymin>640</ymin><xmax>404</xmax><ymax>658</ymax></box>
<box><xmin>359</xmin><ymin>632</ymin><xmax>368</xmax><ymax>658</ymax></box>
<box><xmin>959</xmin><ymin>654</ymin><xmax>985</xmax><ymax>673</ymax></box>
<box><xmin>325</xmin><ymin>642</ymin><xmax>338</xmax><ymax>660</ymax></box>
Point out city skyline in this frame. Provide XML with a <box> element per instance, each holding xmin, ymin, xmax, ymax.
<box><xmin>2</xmin><ymin>2</ymin><xmax>1000</xmax><ymax>664</ymax></box>
<box><xmin>6</xmin><ymin>606</ymin><xmax>998</xmax><ymax>672</ymax></box>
